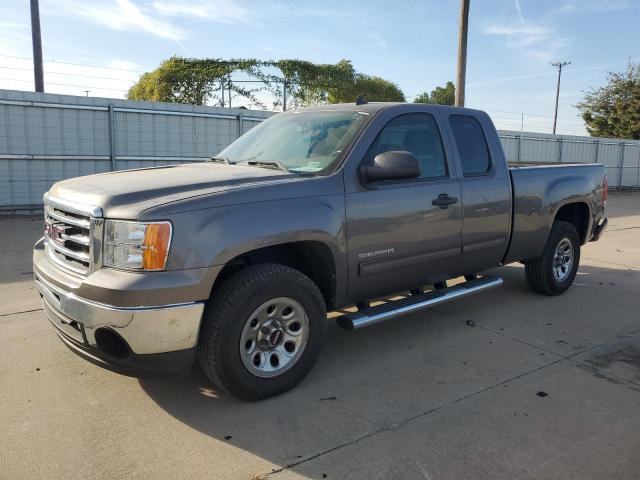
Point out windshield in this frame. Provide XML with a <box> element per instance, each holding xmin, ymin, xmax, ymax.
<box><xmin>217</xmin><ymin>110</ymin><xmax>370</xmax><ymax>174</ymax></box>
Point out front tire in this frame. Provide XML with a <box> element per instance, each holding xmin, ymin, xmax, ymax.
<box><xmin>525</xmin><ymin>221</ymin><xmax>581</xmax><ymax>296</ymax></box>
<box><xmin>198</xmin><ymin>263</ymin><xmax>326</xmax><ymax>401</ymax></box>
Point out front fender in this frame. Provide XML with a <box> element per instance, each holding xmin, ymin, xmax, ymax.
<box><xmin>165</xmin><ymin>194</ymin><xmax>347</xmax><ymax>297</ymax></box>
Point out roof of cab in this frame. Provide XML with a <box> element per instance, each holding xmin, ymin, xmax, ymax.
<box><xmin>286</xmin><ymin>102</ymin><xmax>485</xmax><ymax>116</ymax></box>
<box><xmin>288</xmin><ymin>102</ymin><xmax>404</xmax><ymax>114</ymax></box>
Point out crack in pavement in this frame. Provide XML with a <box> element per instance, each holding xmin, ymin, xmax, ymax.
<box><xmin>260</xmin><ymin>331</ymin><xmax>619</xmax><ymax>479</ymax></box>
<box><xmin>607</xmin><ymin>225</ymin><xmax>640</xmax><ymax>232</ymax></box>
<box><xmin>478</xmin><ymin>324</ymin><xmax>640</xmax><ymax>390</ymax></box>
<box><xmin>256</xmin><ymin>405</ymin><xmax>443</xmax><ymax>479</ymax></box>
<box><xmin>260</xmin><ymin>321</ymin><xmax>634</xmax><ymax>479</ymax></box>
<box><xmin>0</xmin><ymin>308</ymin><xmax>43</xmax><ymax>318</ymax></box>
<box><xmin>582</xmin><ymin>257</ymin><xmax>637</xmax><ymax>269</ymax></box>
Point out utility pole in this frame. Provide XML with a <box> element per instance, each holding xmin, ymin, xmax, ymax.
<box><xmin>551</xmin><ymin>61</ymin><xmax>571</xmax><ymax>135</ymax></box>
<box><xmin>455</xmin><ymin>0</ymin><xmax>470</xmax><ymax>107</ymax></box>
<box><xmin>282</xmin><ymin>78</ymin><xmax>287</xmax><ymax>111</ymax></box>
<box><xmin>30</xmin><ymin>0</ymin><xmax>44</xmax><ymax>92</ymax></box>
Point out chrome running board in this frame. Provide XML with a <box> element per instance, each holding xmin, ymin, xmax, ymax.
<box><xmin>337</xmin><ymin>276</ymin><xmax>503</xmax><ymax>330</ymax></box>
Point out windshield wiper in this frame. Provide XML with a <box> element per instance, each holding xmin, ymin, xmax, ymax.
<box><xmin>244</xmin><ymin>160</ymin><xmax>289</xmax><ymax>173</ymax></box>
<box><xmin>209</xmin><ymin>155</ymin><xmax>230</xmax><ymax>164</ymax></box>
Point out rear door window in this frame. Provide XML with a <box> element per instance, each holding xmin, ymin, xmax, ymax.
<box><xmin>449</xmin><ymin>115</ymin><xmax>491</xmax><ymax>176</ymax></box>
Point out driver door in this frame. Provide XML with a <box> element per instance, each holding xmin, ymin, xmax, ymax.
<box><xmin>345</xmin><ymin>112</ymin><xmax>462</xmax><ymax>301</ymax></box>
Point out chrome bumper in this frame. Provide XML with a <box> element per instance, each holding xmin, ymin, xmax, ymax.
<box><xmin>590</xmin><ymin>217</ymin><xmax>608</xmax><ymax>242</ymax></box>
<box><xmin>35</xmin><ymin>273</ymin><xmax>204</xmax><ymax>355</ymax></box>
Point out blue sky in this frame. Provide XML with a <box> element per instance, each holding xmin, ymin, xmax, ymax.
<box><xmin>0</xmin><ymin>0</ymin><xmax>638</xmax><ymax>135</ymax></box>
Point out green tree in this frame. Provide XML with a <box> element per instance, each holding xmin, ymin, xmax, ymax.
<box><xmin>274</xmin><ymin>59</ymin><xmax>404</xmax><ymax>106</ymax></box>
<box><xmin>413</xmin><ymin>81</ymin><xmax>455</xmax><ymax>105</ymax></box>
<box><xmin>127</xmin><ymin>56</ymin><xmax>264</xmax><ymax>106</ymax></box>
<box><xmin>576</xmin><ymin>63</ymin><xmax>640</xmax><ymax>139</ymax></box>
<box><xmin>272</xmin><ymin>59</ymin><xmax>356</xmax><ymax>106</ymax></box>
<box><xmin>128</xmin><ymin>57</ymin><xmax>406</xmax><ymax>108</ymax></box>
<box><xmin>329</xmin><ymin>73</ymin><xmax>405</xmax><ymax>103</ymax></box>
<box><xmin>413</xmin><ymin>91</ymin><xmax>431</xmax><ymax>103</ymax></box>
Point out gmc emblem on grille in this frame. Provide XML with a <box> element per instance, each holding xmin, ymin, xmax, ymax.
<box><xmin>45</xmin><ymin>222</ymin><xmax>67</xmax><ymax>244</ymax></box>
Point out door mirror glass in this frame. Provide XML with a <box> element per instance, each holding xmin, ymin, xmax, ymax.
<box><xmin>361</xmin><ymin>151</ymin><xmax>421</xmax><ymax>182</ymax></box>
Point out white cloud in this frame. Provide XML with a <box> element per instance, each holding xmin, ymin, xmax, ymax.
<box><xmin>483</xmin><ymin>24</ymin><xmax>551</xmax><ymax>46</ymax></box>
<box><xmin>152</xmin><ymin>0</ymin><xmax>254</xmax><ymax>23</ymax></box>
<box><xmin>0</xmin><ymin>21</ymin><xmax>28</xmax><ymax>29</ymax></box>
<box><xmin>468</xmin><ymin>64</ymin><xmax>612</xmax><ymax>88</ymax></box>
<box><xmin>481</xmin><ymin>0</ymin><xmax>571</xmax><ymax>64</ymax></box>
<box><xmin>364</xmin><ymin>32</ymin><xmax>387</xmax><ymax>50</ymax></box>
<box><xmin>482</xmin><ymin>21</ymin><xmax>568</xmax><ymax>63</ymax></box>
<box><xmin>56</xmin><ymin>0</ymin><xmax>186</xmax><ymax>40</ymax></box>
<box><xmin>106</xmin><ymin>59</ymin><xmax>141</xmax><ymax>72</ymax></box>
<box><xmin>513</xmin><ymin>0</ymin><xmax>525</xmax><ymax>23</ymax></box>
<box><xmin>554</xmin><ymin>0</ymin><xmax>637</xmax><ymax>15</ymax></box>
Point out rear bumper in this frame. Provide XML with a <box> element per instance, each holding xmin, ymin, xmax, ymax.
<box><xmin>590</xmin><ymin>217</ymin><xmax>608</xmax><ymax>242</ymax></box>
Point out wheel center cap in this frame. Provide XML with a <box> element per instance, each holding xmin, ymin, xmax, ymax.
<box><xmin>269</xmin><ymin>329</ymin><xmax>284</xmax><ymax>346</ymax></box>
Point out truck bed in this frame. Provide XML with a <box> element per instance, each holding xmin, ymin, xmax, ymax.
<box><xmin>504</xmin><ymin>162</ymin><xmax>607</xmax><ymax>264</ymax></box>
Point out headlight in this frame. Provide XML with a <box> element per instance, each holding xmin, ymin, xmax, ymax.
<box><xmin>104</xmin><ymin>220</ymin><xmax>172</xmax><ymax>271</ymax></box>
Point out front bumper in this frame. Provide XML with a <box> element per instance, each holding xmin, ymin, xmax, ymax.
<box><xmin>52</xmin><ymin>323</ymin><xmax>198</xmax><ymax>377</ymax></box>
<box><xmin>590</xmin><ymin>217</ymin><xmax>608</xmax><ymax>242</ymax></box>
<box><xmin>34</xmin><ymin>267</ymin><xmax>205</xmax><ymax>376</ymax></box>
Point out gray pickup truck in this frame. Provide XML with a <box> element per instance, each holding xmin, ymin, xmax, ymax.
<box><xmin>33</xmin><ymin>102</ymin><xmax>608</xmax><ymax>400</ymax></box>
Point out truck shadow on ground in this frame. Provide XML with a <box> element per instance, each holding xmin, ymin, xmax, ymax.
<box><xmin>138</xmin><ymin>263</ymin><xmax>640</xmax><ymax>478</ymax></box>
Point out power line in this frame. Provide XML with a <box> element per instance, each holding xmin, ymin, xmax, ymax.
<box><xmin>0</xmin><ymin>65</ymin><xmax>137</xmax><ymax>82</ymax></box>
<box><xmin>486</xmin><ymin>109</ymin><xmax>584</xmax><ymax>123</ymax></box>
<box><xmin>0</xmin><ymin>54</ymin><xmax>149</xmax><ymax>73</ymax></box>
<box><xmin>0</xmin><ymin>65</ymin><xmax>280</xmax><ymax>85</ymax></box>
<box><xmin>0</xmin><ymin>77</ymin><xmax>128</xmax><ymax>92</ymax></box>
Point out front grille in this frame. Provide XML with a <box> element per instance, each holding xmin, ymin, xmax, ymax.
<box><xmin>43</xmin><ymin>195</ymin><xmax>102</xmax><ymax>276</ymax></box>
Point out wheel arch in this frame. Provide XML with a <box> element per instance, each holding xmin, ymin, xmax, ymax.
<box><xmin>552</xmin><ymin>201</ymin><xmax>591</xmax><ymax>244</ymax></box>
<box><xmin>211</xmin><ymin>241</ymin><xmax>338</xmax><ymax>310</ymax></box>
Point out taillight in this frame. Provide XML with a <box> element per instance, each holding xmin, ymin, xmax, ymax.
<box><xmin>603</xmin><ymin>175</ymin><xmax>608</xmax><ymax>206</ymax></box>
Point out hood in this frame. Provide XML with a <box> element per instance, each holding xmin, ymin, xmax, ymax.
<box><xmin>48</xmin><ymin>162</ymin><xmax>293</xmax><ymax>218</ymax></box>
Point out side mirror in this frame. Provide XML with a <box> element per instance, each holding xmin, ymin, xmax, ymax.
<box><xmin>361</xmin><ymin>151</ymin><xmax>421</xmax><ymax>182</ymax></box>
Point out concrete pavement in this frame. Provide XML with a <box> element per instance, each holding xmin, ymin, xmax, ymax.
<box><xmin>1</xmin><ymin>193</ymin><xmax>639</xmax><ymax>480</ymax></box>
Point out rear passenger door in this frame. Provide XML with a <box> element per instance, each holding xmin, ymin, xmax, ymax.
<box><xmin>442</xmin><ymin>111</ymin><xmax>512</xmax><ymax>273</ymax></box>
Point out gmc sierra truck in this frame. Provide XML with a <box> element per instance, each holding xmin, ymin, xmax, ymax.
<box><xmin>33</xmin><ymin>102</ymin><xmax>608</xmax><ymax>400</ymax></box>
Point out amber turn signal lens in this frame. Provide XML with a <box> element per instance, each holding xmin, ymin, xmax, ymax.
<box><xmin>142</xmin><ymin>223</ymin><xmax>172</xmax><ymax>270</ymax></box>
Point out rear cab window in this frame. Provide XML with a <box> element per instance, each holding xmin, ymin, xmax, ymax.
<box><xmin>449</xmin><ymin>115</ymin><xmax>491</xmax><ymax>176</ymax></box>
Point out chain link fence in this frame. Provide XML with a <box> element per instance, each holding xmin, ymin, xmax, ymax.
<box><xmin>1</xmin><ymin>89</ymin><xmax>639</xmax><ymax>214</ymax></box>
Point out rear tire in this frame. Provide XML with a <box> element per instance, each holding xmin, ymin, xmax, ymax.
<box><xmin>198</xmin><ymin>263</ymin><xmax>326</xmax><ymax>401</ymax></box>
<box><xmin>525</xmin><ymin>221</ymin><xmax>580</xmax><ymax>296</ymax></box>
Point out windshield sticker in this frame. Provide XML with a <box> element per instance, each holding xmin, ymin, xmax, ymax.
<box><xmin>290</xmin><ymin>165</ymin><xmax>323</xmax><ymax>173</ymax></box>
<box><xmin>290</xmin><ymin>161</ymin><xmax>323</xmax><ymax>173</ymax></box>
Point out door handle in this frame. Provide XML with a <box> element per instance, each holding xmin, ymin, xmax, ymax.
<box><xmin>432</xmin><ymin>193</ymin><xmax>458</xmax><ymax>209</ymax></box>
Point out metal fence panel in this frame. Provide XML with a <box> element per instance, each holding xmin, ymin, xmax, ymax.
<box><xmin>1</xmin><ymin>88</ymin><xmax>639</xmax><ymax>213</ymax></box>
<box><xmin>0</xmin><ymin>90</ymin><xmax>272</xmax><ymax>212</ymax></box>
<box><xmin>497</xmin><ymin>130</ymin><xmax>639</xmax><ymax>190</ymax></box>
